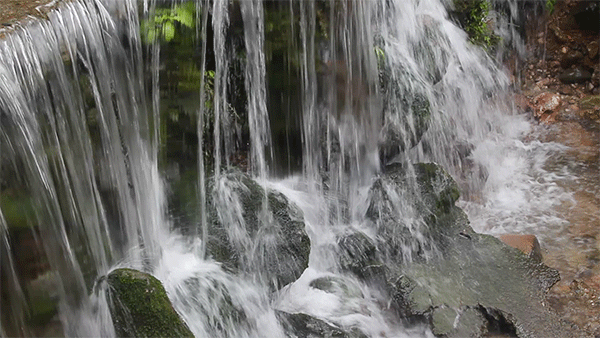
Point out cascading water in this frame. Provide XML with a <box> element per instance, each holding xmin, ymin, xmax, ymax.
<box><xmin>0</xmin><ymin>0</ymin><xmax>578</xmax><ymax>337</ymax></box>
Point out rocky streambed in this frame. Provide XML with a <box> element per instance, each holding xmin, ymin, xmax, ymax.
<box><xmin>510</xmin><ymin>0</ymin><xmax>600</xmax><ymax>335</ymax></box>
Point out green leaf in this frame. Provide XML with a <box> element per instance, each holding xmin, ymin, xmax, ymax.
<box><xmin>163</xmin><ymin>21</ymin><xmax>175</xmax><ymax>42</ymax></box>
<box><xmin>175</xmin><ymin>2</ymin><xmax>195</xmax><ymax>28</ymax></box>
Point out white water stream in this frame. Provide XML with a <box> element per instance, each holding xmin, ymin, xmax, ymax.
<box><xmin>0</xmin><ymin>0</ymin><xmax>584</xmax><ymax>337</ymax></box>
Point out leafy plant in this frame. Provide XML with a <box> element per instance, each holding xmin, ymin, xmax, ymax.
<box><xmin>453</xmin><ymin>0</ymin><xmax>500</xmax><ymax>50</ymax></box>
<box><xmin>141</xmin><ymin>1</ymin><xmax>195</xmax><ymax>43</ymax></box>
<box><xmin>545</xmin><ymin>0</ymin><xmax>557</xmax><ymax>14</ymax></box>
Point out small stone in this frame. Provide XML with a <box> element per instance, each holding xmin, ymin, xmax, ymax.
<box><xmin>588</xmin><ymin>41</ymin><xmax>599</xmax><ymax>59</ymax></box>
<box><xmin>559</xmin><ymin>67</ymin><xmax>593</xmax><ymax>84</ymax></box>
<box><xmin>551</xmin><ymin>25</ymin><xmax>570</xmax><ymax>43</ymax></box>
<box><xmin>560</xmin><ymin>50</ymin><xmax>584</xmax><ymax>68</ymax></box>
<box><xmin>531</xmin><ymin>92</ymin><xmax>561</xmax><ymax>118</ymax></box>
<box><xmin>497</xmin><ymin>234</ymin><xmax>543</xmax><ymax>263</ymax></box>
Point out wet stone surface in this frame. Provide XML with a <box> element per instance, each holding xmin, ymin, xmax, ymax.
<box><xmin>516</xmin><ymin>0</ymin><xmax>600</xmax><ymax>335</ymax></box>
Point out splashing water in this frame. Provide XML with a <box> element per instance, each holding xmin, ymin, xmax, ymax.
<box><xmin>0</xmin><ymin>0</ymin><xmax>579</xmax><ymax>336</ymax></box>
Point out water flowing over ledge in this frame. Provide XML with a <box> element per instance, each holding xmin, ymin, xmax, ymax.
<box><xmin>0</xmin><ymin>0</ymin><xmax>584</xmax><ymax>337</ymax></box>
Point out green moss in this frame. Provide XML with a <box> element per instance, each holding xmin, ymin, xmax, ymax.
<box><xmin>545</xmin><ymin>0</ymin><xmax>557</xmax><ymax>14</ymax></box>
<box><xmin>453</xmin><ymin>0</ymin><xmax>500</xmax><ymax>49</ymax></box>
<box><xmin>0</xmin><ymin>190</ymin><xmax>36</xmax><ymax>229</ymax></box>
<box><xmin>413</xmin><ymin>163</ymin><xmax>461</xmax><ymax>213</ymax></box>
<box><xmin>106</xmin><ymin>268</ymin><xmax>193</xmax><ymax>338</ymax></box>
<box><xmin>580</xmin><ymin>95</ymin><xmax>600</xmax><ymax>109</ymax></box>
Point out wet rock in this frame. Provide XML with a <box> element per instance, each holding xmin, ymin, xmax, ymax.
<box><xmin>277</xmin><ymin>311</ymin><xmax>368</xmax><ymax>338</ymax></box>
<box><xmin>337</xmin><ymin>231</ymin><xmax>379</xmax><ymax>278</ymax></box>
<box><xmin>431</xmin><ymin>306</ymin><xmax>487</xmax><ymax>337</ymax></box>
<box><xmin>365</xmin><ymin>163</ymin><xmax>572</xmax><ymax>337</ymax></box>
<box><xmin>560</xmin><ymin>50</ymin><xmax>584</xmax><ymax>68</ymax></box>
<box><xmin>379</xmin><ymin>66</ymin><xmax>432</xmax><ymax>164</ymax></box>
<box><xmin>105</xmin><ymin>268</ymin><xmax>193</xmax><ymax>338</ymax></box>
<box><xmin>581</xmin><ymin>95</ymin><xmax>600</xmax><ymax>109</ymax></box>
<box><xmin>387</xmin><ymin>233</ymin><xmax>565</xmax><ymax>337</ymax></box>
<box><xmin>207</xmin><ymin>171</ymin><xmax>310</xmax><ymax>289</ymax></box>
<box><xmin>309</xmin><ymin>276</ymin><xmax>364</xmax><ymax>300</ymax></box>
<box><xmin>366</xmin><ymin>163</ymin><xmax>460</xmax><ymax>264</ymax></box>
<box><xmin>531</xmin><ymin>92</ymin><xmax>561</xmax><ymax>118</ymax></box>
<box><xmin>559</xmin><ymin>67</ymin><xmax>593</xmax><ymax>84</ymax></box>
<box><xmin>497</xmin><ymin>234</ymin><xmax>543</xmax><ymax>263</ymax></box>
<box><xmin>593</xmin><ymin>66</ymin><xmax>600</xmax><ymax>87</ymax></box>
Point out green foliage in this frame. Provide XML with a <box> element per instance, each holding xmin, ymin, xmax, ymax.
<box><xmin>141</xmin><ymin>1</ymin><xmax>196</xmax><ymax>43</ymax></box>
<box><xmin>454</xmin><ymin>0</ymin><xmax>500</xmax><ymax>49</ymax></box>
<box><xmin>545</xmin><ymin>0</ymin><xmax>557</xmax><ymax>14</ymax></box>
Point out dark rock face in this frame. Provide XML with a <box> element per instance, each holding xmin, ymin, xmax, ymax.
<box><xmin>105</xmin><ymin>268</ymin><xmax>193</xmax><ymax>338</ymax></box>
<box><xmin>207</xmin><ymin>171</ymin><xmax>310</xmax><ymax>290</ymax></box>
<box><xmin>277</xmin><ymin>311</ymin><xmax>368</xmax><ymax>338</ymax></box>
<box><xmin>379</xmin><ymin>94</ymin><xmax>431</xmax><ymax>164</ymax></box>
<box><xmin>365</xmin><ymin>163</ymin><xmax>460</xmax><ymax>264</ymax></box>
<box><xmin>573</xmin><ymin>1</ymin><xmax>600</xmax><ymax>32</ymax></box>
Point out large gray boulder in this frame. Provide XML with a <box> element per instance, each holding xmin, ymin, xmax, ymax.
<box><xmin>343</xmin><ymin>163</ymin><xmax>577</xmax><ymax>337</ymax></box>
<box><xmin>207</xmin><ymin>171</ymin><xmax>310</xmax><ymax>290</ymax></box>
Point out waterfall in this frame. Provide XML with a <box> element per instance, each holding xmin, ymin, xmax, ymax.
<box><xmin>0</xmin><ymin>0</ymin><xmax>570</xmax><ymax>337</ymax></box>
<box><xmin>0</xmin><ymin>0</ymin><xmax>164</xmax><ymax>335</ymax></box>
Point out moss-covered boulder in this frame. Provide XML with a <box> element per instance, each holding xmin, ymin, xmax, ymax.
<box><xmin>207</xmin><ymin>170</ymin><xmax>310</xmax><ymax>290</ymax></box>
<box><xmin>105</xmin><ymin>268</ymin><xmax>193</xmax><ymax>338</ymax></box>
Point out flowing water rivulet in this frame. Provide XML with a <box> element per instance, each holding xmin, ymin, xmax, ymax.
<box><xmin>0</xmin><ymin>0</ymin><xmax>579</xmax><ymax>337</ymax></box>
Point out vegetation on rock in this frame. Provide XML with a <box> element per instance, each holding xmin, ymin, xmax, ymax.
<box><xmin>452</xmin><ymin>0</ymin><xmax>500</xmax><ymax>49</ymax></box>
<box><xmin>105</xmin><ymin>268</ymin><xmax>194</xmax><ymax>338</ymax></box>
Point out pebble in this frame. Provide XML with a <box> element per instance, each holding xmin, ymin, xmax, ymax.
<box><xmin>559</xmin><ymin>67</ymin><xmax>593</xmax><ymax>84</ymax></box>
<box><xmin>588</xmin><ymin>41</ymin><xmax>599</xmax><ymax>59</ymax></box>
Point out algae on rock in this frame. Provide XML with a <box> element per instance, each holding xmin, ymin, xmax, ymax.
<box><xmin>106</xmin><ymin>268</ymin><xmax>193</xmax><ymax>338</ymax></box>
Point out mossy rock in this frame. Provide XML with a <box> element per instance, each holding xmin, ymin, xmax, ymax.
<box><xmin>365</xmin><ymin>162</ymin><xmax>461</xmax><ymax>263</ymax></box>
<box><xmin>0</xmin><ymin>190</ymin><xmax>36</xmax><ymax>229</ymax></box>
<box><xmin>106</xmin><ymin>268</ymin><xmax>193</xmax><ymax>338</ymax></box>
<box><xmin>580</xmin><ymin>95</ymin><xmax>600</xmax><ymax>109</ymax></box>
<box><xmin>450</xmin><ymin>0</ymin><xmax>500</xmax><ymax>49</ymax></box>
<box><xmin>206</xmin><ymin>170</ymin><xmax>310</xmax><ymax>289</ymax></box>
